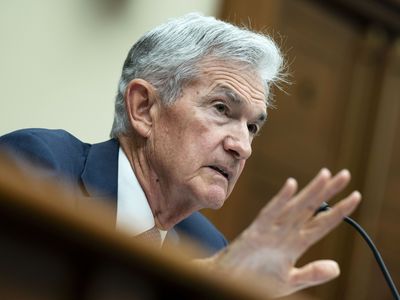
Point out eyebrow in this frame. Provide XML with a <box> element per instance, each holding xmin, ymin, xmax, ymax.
<box><xmin>210</xmin><ymin>85</ymin><xmax>268</xmax><ymax>126</ymax></box>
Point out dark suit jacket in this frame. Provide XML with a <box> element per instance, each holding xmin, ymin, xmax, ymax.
<box><xmin>0</xmin><ymin>128</ymin><xmax>227</xmax><ymax>256</ymax></box>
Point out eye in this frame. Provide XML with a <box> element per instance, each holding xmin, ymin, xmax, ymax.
<box><xmin>214</xmin><ymin>102</ymin><xmax>228</xmax><ymax>114</ymax></box>
<box><xmin>247</xmin><ymin>124</ymin><xmax>259</xmax><ymax>135</ymax></box>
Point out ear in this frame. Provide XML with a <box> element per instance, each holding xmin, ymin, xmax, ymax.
<box><xmin>124</xmin><ymin>79</ymin><xmax>159</xmax><ymax>138</ymax></box>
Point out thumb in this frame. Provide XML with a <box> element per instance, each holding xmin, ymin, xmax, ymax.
<box><xmin>289</xmin><ymin>260</ymin><xmax>340</xmax><ymax>289</ymax></box>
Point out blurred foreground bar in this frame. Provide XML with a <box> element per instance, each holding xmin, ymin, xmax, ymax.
<box><xmin>0</xmin><ymin>153</ymin><xmax>312</xmax><ymax>300</ymax></box>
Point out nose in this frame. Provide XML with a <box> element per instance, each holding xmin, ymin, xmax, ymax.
<box><xmin>223</xmin><ymin>123</ymin><xmax>252</xmax><ymax>160</ymax></box>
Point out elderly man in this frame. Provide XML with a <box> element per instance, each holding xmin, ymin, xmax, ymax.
<box><xmin>0</xmin><ymin>13</ymin><xmax>360</xmax><ymax>297</ymax></box>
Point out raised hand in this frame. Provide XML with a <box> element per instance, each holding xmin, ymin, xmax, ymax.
<box><xmin>206</xmin><ymin>168</ymin><xmax>361</xmax><ymax>297</ymax></box>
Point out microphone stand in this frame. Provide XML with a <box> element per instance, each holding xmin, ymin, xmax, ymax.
<box><xmin>317</xmin><ymin>203</ymin><xmax>400</xmax><ymax>300</ymax></box>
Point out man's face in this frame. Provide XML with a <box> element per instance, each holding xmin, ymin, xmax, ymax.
<box><xmin>148</xmin><ymin>60</ymin><xmax>267</xmax><ymax>211</ymax></box>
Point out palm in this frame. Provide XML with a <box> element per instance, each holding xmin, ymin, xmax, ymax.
<box><xmin>212</xmin><ymin>169</ymin><xmax>361</xmax><ymax>297</ymax></box>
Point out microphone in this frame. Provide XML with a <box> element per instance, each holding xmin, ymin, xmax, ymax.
<box><xmin>316</xmin><ymin>202</ymin><xmax>400</xmax><ymax>300</ymax></box>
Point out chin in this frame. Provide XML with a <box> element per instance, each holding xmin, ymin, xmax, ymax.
<box><xmin>207</xmin><ymin>199</ymin><xmax>225</xmax><ymax>210</ymax></box>
<box><xmin>202</xmin><ymin>188</ymin><xmax>227</xmax><ymax>210</ymax></box>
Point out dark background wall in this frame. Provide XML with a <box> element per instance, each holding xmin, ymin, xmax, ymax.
<box><xmin>203</xmin><ymin>1</ymin><xmax>400</xmax><ymax>299</ymax></box>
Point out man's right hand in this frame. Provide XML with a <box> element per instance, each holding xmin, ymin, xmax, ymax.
<box><xmin>199</xmin><ymin>168</ymin><xmax>361</xmax><ymax>298</ymax></box>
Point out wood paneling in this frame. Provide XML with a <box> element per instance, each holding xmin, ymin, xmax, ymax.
<box><xmin>345</xmin><ymin>39</ymin><xmax>400</xmax><ymax>300</ymax></box>
<box><xmin>204</xmin><ymin>1</ymin><xmax>400</xmax><ymax>299</ymax></box>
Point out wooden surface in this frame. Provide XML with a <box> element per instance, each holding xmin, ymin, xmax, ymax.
<box><xmin>0</xmin><ymin>154</ymin><xmax>314</xmax><ymax>300</ymax></box>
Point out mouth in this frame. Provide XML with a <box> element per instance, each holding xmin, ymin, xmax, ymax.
<box><xmin>208</xmin><ymin>165</ymin><xmax>230</xmax><ymax>181</ymax></box>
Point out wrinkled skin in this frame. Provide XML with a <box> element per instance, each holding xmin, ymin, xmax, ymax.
<box><xmin>120</xmin><ymin>58</ymin><xmax>361</xmax><ymax>297</ymax></box>
<box><xmin>121</xmin><ymin>59</ymin><xmax>268</xmax><ymax>229</ymax></box>
<box><xmin>199</xmin><ymin>169</ymin><xmax>361</xmax><ymax>297</ymax></box>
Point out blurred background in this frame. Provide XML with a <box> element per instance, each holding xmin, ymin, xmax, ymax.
<box><xmin>1</xmin><ymin>0</ymin><xmax>399</xmax><ymax>299</ymax></box>
<box><xmin>0</xmin><ymin>0</ymin><xmax>222</xmax><ymax>142</ymax></box>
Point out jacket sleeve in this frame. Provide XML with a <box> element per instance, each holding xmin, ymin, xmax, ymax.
<box><xmin>0</xmin><ymin>128</ymin><xmax>88</xmax><ymax>185</ymax></box>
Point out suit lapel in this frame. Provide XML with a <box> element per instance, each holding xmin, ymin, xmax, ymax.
<box><xmin>80</xmin><ymin>138</ymin><xmax>185</xmax><ymax>246</ymax></box>
<box><xmin>81</xmin><ymin>139</ymin><xmax>119</xmax><ymax>222</ymax></box>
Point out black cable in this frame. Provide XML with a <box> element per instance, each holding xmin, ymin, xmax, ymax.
<box><xmin>344</xmin><ymin>216</ymin><xmax>399</xmax><ymax>300</ymax></box>
<box><xmin>317</xmin><ymin>202</ymin><xmax>400</xmax><ymax>300</ymax></box>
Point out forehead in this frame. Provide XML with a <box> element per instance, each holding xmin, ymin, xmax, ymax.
<box><xmin>195</xmin><ymin>59</ymin><xmax>267</xmax><ymax>107</ymax></box>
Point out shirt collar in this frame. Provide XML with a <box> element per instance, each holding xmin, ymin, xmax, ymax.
<box><xmin>116</xmin><ymin>147</ymin><xmax>167</xmax><ymax>241</ymax></box>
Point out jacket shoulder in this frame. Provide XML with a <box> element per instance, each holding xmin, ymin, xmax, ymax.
<box><xmin>175</xmin><ymin>211</ymin><xmax>228</xmax><ymax>255</ymax></box>
<box><xmin>0</xmin><ymin>128</ymin><xmax>89</xmax><ymax>175</ymax></box>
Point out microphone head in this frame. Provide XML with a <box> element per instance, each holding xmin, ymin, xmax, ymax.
<box><xmin>315</xmin><ymin>202</ymin><xmax>330</xmax><ymax>215</ymax></box>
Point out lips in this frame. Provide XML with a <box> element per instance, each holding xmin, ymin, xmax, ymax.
<box><xmin>208</xmin><ymin>165</ymin><xmax>230</xmax><ymax>180</ymax></box>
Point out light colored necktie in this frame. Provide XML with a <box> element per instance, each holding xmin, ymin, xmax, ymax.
<box><xmin>134</xmin><ymin>226</ymin><xmax>162</xmax><ymax>247</ymax></box>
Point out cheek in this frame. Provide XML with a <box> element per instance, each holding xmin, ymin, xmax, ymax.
<box><xmin>180</xmin><ymin>119</ymin><xmax>220</xmax><ymax>152</ymax></box>
<box><xmin>188</xmin><ymin>131</ymin><xmax>223</xmax><ymax>163</ymax></box>
<box><xmin>231</xmin><ymin>161</ymin><xmax>246</xmax><ymax>184</ymax></box>
<box><xmin>154</xmin><ymin>109</ymin><xmax>225</xmax><ymax>173</ymax></box>
<box><xmin>237</xmin><ymin>161</ymin><xmax>246</xmax><ymax>178</ymax></box>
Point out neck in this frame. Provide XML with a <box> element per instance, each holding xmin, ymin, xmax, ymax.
<box><xmin>118</xmin><ymin>135</ymin><xmax>199</xmax><ymax>230</ymax></box>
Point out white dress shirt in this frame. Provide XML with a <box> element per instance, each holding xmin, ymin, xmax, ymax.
<box><xmin>116</xmin><ymin>148</ymin><xmax>167</xmax><ymax>242</ymax></box>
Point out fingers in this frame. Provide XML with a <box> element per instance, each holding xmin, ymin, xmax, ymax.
<box><xmin>302</xmin><ymin>191</ymin><xmax>362</xmax><ymax>247</ymax></box>
<box><xmin>322</xmin><ymin>169</ymin><xmax>351</xmax><ymax>202</ymax></box>
<box><xmin>258</xmin><ymin>177</ymin><xmax>298</xmax><ymax>220</ymax></box>
<box><xmin>289</xmin><ymin>260</ymin><xmax>340</xmax><ymax>290</ymax></box>
<box><xmin>287</xmin><ymin>169</ymin><xmax>352</xmax><ymax>225</ymax></box>
<box><xmin>295</xmin><ymin>168</ymin><xmax>332</xmax><ymax>209</ymax></box>
<box><xmin>255</xmin><ymin>168</ymin><xmax>358</xmax><ymax>240</ymax></box>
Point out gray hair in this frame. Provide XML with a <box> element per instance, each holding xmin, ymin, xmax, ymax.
<box><xmin>110</xmin><ymin>13</ymin><xmax>284</xmax><ymax>138</ymax></box>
